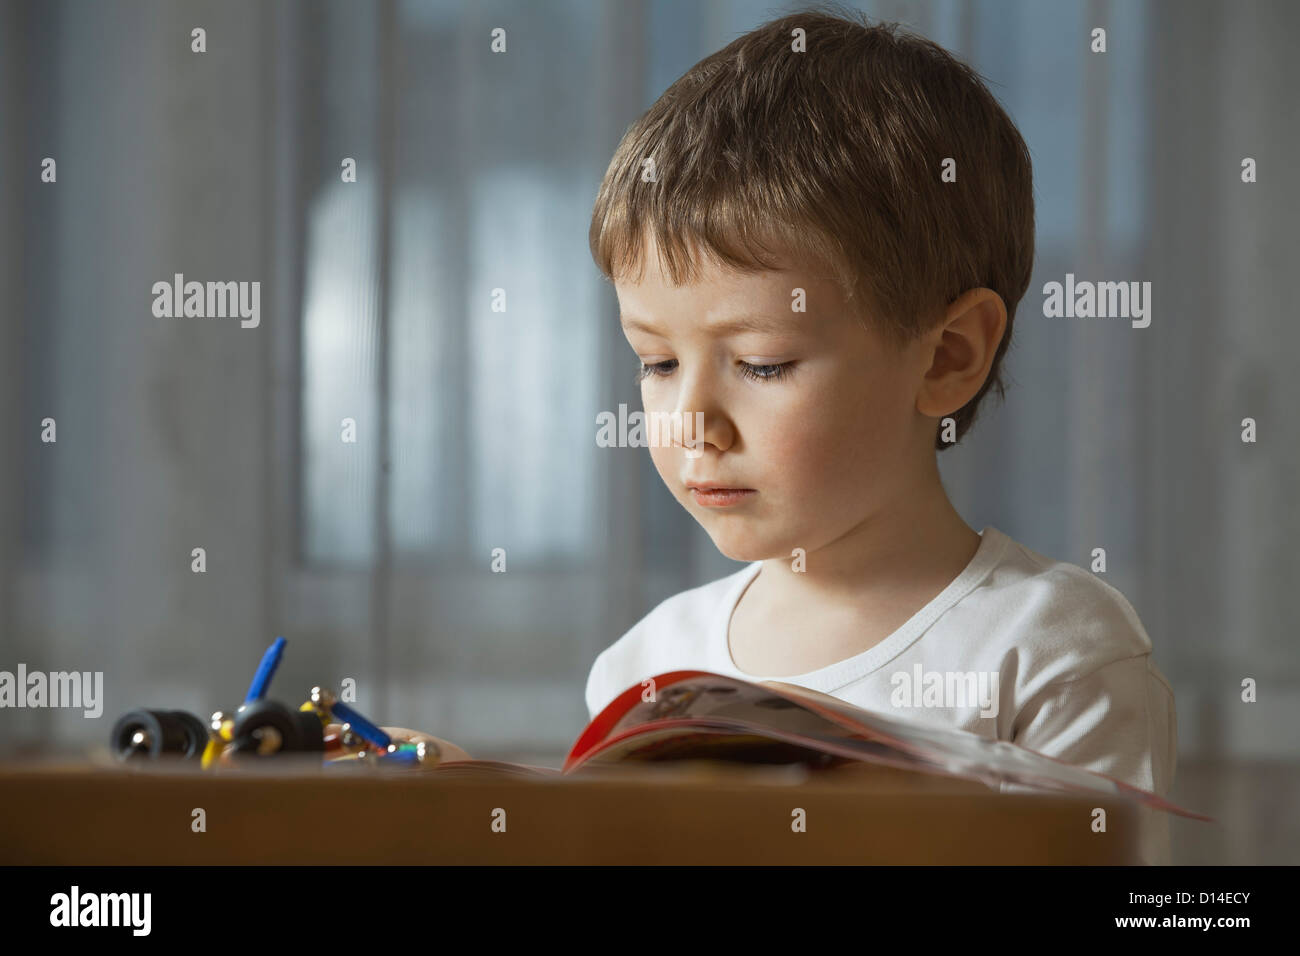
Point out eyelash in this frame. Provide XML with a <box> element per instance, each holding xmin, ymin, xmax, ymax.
<box><xmin>635</xmin><ymin>360</ymin><xmax>795</xmax><ymax>384</ymax></box>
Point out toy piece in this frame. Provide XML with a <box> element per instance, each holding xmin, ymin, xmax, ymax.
<box><xmin>200</xmin><ymin>710</ymin><xmax>234</xmax><ymax>769</ymax></box>
<box><xmin>111</xmin><ymin>709</ymin><xmax>209</xmax><ymax>761</ymax></box>
<box><xmin>227</xmin><ymin>699</ymin><xmax>325</xmax><ymax>758</ymax></box>
<box><xmin>380</xmin><ymin>740</ymin><xmax>441</xmax><ymax>767</ymax></box>
<box><xmin>109</xmin><ymin>637</ymin><xmax>437</xmax><ymax>771</ymax></box>
<box><xmin>309</xmin><ymin>686</ymin><xmax>392</xmax><ymax>749</ymax></box>
<box><xmin>243</xmin><ymin>636</ymin><xmax>286</xmax><ymax>704</ymax></box>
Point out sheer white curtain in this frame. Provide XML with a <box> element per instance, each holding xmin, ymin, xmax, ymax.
<box><xmin>3</xmin><ymin>0</ymin><xmax>1296</xmax><ymax>773</ymax></box>
<box><xmin>283</xmin><ymin>0</ymin><xmax>652</xmax><ymax>754</ymax></box>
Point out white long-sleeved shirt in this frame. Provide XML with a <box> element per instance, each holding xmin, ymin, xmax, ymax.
<box><xmin>585</xmin><ymin>526</ymin><xmax>1177</xmax><ymax>864</ymax></box>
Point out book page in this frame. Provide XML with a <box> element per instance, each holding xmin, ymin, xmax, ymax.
<box><xmin>571</xmin><ymin>672</ymin><xmax>1209</xmax><ymax>819</ymax></box>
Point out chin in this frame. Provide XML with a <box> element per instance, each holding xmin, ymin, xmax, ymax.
<box><xmin>701</xmin><ymin>526</ymin><xmax>785</xmax><ymax>564</ymax></box>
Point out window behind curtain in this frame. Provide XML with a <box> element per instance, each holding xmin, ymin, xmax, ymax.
<box><xmin>300</xmin><ymin>0</ymin><xmax>601</xmax><ymax>571</ymax></box>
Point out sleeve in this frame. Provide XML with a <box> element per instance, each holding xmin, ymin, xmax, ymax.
<box><xmin>1007</xmin><ymin>655</ymin><xmax>1178</xmax><ymax>864</ymax></box>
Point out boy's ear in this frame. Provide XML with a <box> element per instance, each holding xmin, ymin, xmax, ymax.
<box><xmin>915</xmin><ymin>288</ymin><xmax>1007</xmax><ymax>419</ymax></box>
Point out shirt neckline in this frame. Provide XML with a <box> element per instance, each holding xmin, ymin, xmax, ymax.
<box><xmin>708</xmin><ymin>525</ymin><xmax>1011</xmax><ymax>693</ymax></box>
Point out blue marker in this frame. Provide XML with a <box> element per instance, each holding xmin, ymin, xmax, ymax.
<box><xmin>328</xmin><ymin>699</ymin><xmax>392</xmax><ymax>749</ymax></box>
<box><xmin>244</xmin><ymin>636</ymin><xmax>287</xmax><ymax>705</ymax></box>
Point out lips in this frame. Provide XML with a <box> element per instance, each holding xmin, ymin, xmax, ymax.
<box><xmin>686</xmin><ymin>483</ymin><xmax>756</xmax><ymax>507</ymax></box>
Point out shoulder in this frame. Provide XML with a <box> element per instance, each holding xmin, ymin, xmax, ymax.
<box><xmin>584</xmin><ymin>564</ymin><xmax>756</xmax><ymax>720</ymax></box>
<box><xmin>977</xmin><ymin>530</ymin><xmax>1166</xmax><ymax>690</ymax></box>
<box><xmin>980</xmin><ymin>533</ymin><xmax>1177</xmax><ymax>801</ymax></box>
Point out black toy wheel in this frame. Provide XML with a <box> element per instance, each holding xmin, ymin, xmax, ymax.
<box><xmin>111</xmin><ymin>709</ymin><xmax>208</xmax><ymax>761</ymax></box>
<box><xmin>230</xmin><ymin>699</ymin><xmax>299</xmax><ymax>756</ymax></box>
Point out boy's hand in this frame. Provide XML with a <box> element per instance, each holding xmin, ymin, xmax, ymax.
<box><xmin>324</xmin><ymin>723</ymin><xmax>473</xmax><ymax>763</ymax></box>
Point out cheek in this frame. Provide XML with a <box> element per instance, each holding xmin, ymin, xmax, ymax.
<box><xmin>753</xmin><ymin>375</ymin><xmax>901</xmax><ymax>492</ymax></box>
<box><xmin>647</xmin><ymin>439</ymin><xmax>680</xmax><ymax>489</ymax></box>
<box><xmin>639</xmin><ymin>385</ymin><xmax>673</xmax><ymax>459</ymax></box>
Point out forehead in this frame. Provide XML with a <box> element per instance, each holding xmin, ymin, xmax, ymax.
<box><xmin>614</xmin><ymin>235</ymin><xmax>846</xmax><ymax>332</ymax></box>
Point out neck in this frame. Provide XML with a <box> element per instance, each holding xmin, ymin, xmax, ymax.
<box><xmin>759</xmin><ymin>458</ymin><xmax>980</xmax><ymax>606</ymax></box>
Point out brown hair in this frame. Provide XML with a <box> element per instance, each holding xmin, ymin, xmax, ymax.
<box><xmin>589</xmin><ymin>3</ymin><xmax>1035</xmax><ymax>449</ymax></box>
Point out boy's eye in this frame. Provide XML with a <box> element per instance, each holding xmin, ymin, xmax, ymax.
<box><xmin>635</xmin><ymin>359</ymin><xmax>677</xmax><ymax>382</ymax></box>
<box><xmin>636</xmin><ymin>359</ymin><xmax>796</xmax><ymax>383</ymax></box>
<box><xmin>738</xmin><ymin>360</ymin><xmax>795</xmax><ymax>383</ymax></box>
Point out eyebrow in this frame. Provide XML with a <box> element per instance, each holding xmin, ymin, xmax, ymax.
<box><xmin>620</xmin><ymin>313</ymin><xmax>795</xmax><ymax>336</ymax></box>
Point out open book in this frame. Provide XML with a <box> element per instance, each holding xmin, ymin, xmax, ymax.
<box><xmin>431</xmin><ymin>669</ymin><xmax>1208</xmax><ymax>820</ymax></box>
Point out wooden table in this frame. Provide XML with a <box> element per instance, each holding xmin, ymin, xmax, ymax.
<box><xmin>0</xmin><ymin>759</ymin><xmax>1141</xmax><ymax>864</ymax></box>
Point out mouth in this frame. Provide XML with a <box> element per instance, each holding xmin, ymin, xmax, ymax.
<box><xmin>686</xmin><ymin>484</ymin><xmax>756</xmax><ymax>508</ymax></box>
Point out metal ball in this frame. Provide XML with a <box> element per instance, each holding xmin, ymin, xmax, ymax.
<box><xmin>310</xmin><ymin>686</ymin><xmax>335</xmax><ymax>708</ymax></box>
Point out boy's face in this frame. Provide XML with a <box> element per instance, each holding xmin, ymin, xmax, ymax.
<box><xmin>615</xmin><ymin>237</ymin><xmax>936</xmax><ymax>563</ymax></box>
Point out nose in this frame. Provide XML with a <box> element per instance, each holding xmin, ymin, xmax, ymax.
<box><xmin>669</xmin><ymin>365</ymin><xmax>735</xmax><ymax>455</ymax></box>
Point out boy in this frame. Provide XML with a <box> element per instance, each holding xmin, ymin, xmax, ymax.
<box><xmin>393</xmin><ymin>7</ymin><xmax>1175</xmax><ymax>864</ymax></box>
<box><xmin>581</xmin><ymin>8</ymin><xmax>1176</xmax><ymax>864</ymax></box>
